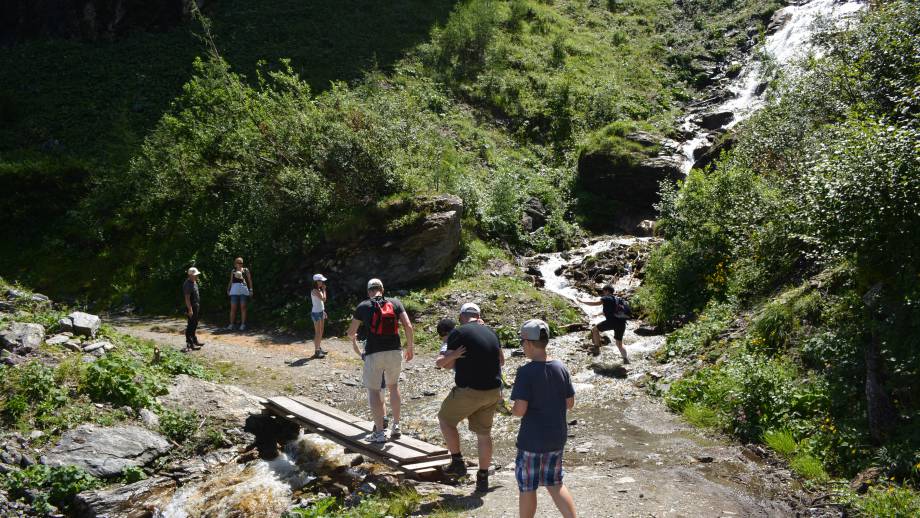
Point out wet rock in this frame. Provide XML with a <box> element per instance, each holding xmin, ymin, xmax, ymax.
<box><xmin>634</xmin><ymin>219</ymin><xmax>656</xmax><ymax>237</ymax></box>
<box><xmin>74</xmin><ymin>476</ymin><xmax>177</xmax><ymax>517</ymax></box>
<box><xmin>1</xmin><ymin>322</ymin><xmax>45</xmax><ymax>354</ymax></box>
<box><xmin>349</xmin><ymin>454</ymin><xmax>365</xmax><ymax>467</ymax></box>
<box><xmin>45</xmin><ymin>424</ymin><xmax>171</xmax><ymax>478</ymax></box>
<box><xmin>634</xmin><ymin>324</ymin><xmax>661</xmax><ymax>336</ymax></box>
<box><xmin>850</xmin><ymin>467</ymin><xmax>882</xmax><ymax>494</ymax></box>
<box><xmin>67</xmin><ymin>312</ymin><xmax>101</xmax><ymax>338</ymax></box>
<box><xmin>589</xmin><ymin>362</ymin><xmax>628</xmax><ymax>379</ymax></box>
<box><xmin>159</xmin><ymin>375</ymin><xmax>264</xmax><ymax>425</ymax></box>
<box><xmin>767</xmin><ymin>10</ymin><xmax>792</xmax><ymax>34</ymax></box>
<box><xmin>521</xmin><ymin>197</ymin><xmax>547</xmax><ymax>232</ymax></box>
<box><xmin>699</xmin><ymin>111</ymin><xmax>734</xmax><ymax>130</ymax></box>
<box><xmin>564</xmin><ymin>322</ymin><xmax>588</xmax><ymax>333</ymax></box>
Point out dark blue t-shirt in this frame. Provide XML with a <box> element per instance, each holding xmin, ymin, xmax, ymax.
<box><xmin>601</xmin><ymin>295</ymin><xmax>626</xmax><ymax>320</ymax></box>
<box><xmin>510</xmin><ymin>360</ymin><xmax>575</xmax><ymax>453</ymax></box>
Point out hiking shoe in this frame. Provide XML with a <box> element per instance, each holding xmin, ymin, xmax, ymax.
<box><xmin>225</xmin><ymin>324</ymin><xmax>236</xmax><ymax>331</ymax></box>
<box><xmin>442</xmin><ymin>459</ymin><xmax>467</xmax><ymax>477</ymax></box>
<box><xmin>194</xmin><ymin>342</ymin><xmax>205</xmax><ymax>349</ymax></box>
<box><xmin>390</xmin><ymin>422</ymin><xmax>401</xmax><ymax>440</ymax></box>
<box><xmin>475</xmin><ymin>471</ymin><xmax>489</xmax><ymax>493</ymax></box>
<box><xmin>622</xmin><ymin>356</ymin><xmax>630</xmax><ymax>365</ymax></box>
<box><xmin>313</xmin><ymin>349</ymin><xmax>327</xmax><ymax>358</ymax></box>
<box><xmin>239</xmin><ymin>324</ymin><xmax>247</xmax><ymax>331</ymax></box>
<box><xmin>368</xmin><ymin>430</ymin><xmax>387</xmax><ymax>444</ymax></box>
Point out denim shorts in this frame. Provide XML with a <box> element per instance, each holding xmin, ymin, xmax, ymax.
<box><xmin>515</xmin><ymin>449</ymin><xmax>565</xmax><ymax>492</ymax></box>
<box><xmin>311</xmin><ymin>311</ymin><xmax>325</xmax><ymax>322</ymax></box>
<box><xmin>230</xmin><ymin>294</ymin><xmax>249</xmax><ymax>305</ymax></box>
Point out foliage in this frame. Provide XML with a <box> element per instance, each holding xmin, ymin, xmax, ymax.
<box><xmin>285</xmin><ymin>489</ymin><xmax>425</xmax><ymax>517</ymax></box>
<box><xmin>789</xmin><ymin>453</ymin><xmax>828</xmax><ymax>482</ymax></box>
<box><xmin>855</xmin><ymin>486</ymin><xmax>920</xmax><ymax>518</ymax></box>
<box><xmin>158</xmin><ymin>408</ymin><xmax>200</xmax><ymax>443</ymax></box>
<box><xmin>763</xmin><ymin>429</ymin><xmax>797</xmax><ymax>457</ymax></box>
<box><xmin>682</xmin><ymin>402</ymin><xmax>720</xmax><ymax>429</ymax></box>
<box><xmin>120</xmin><ymin>465</ymin><xmax>148</xmax><ymax>484</ymax></box>
<box><xmin>3</xmin><ymin>464</ymin><xmax>102</xmax><ymax>512</ymax></box>
<box><xmin>81</xmin><ymin>354</ymin><xmax>165</xmax><ymax>409</ymax></box>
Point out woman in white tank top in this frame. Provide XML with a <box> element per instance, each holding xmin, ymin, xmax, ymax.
<box><xmin>311</xmin><ymin>274</ymin><xmax>328</xmax><ymax>358</ymax></box>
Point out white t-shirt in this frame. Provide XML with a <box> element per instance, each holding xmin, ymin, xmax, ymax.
<box><xmin>311</xmin><ymin>290</ymin><xmax>325</xmax><ymax>312</ymax></box>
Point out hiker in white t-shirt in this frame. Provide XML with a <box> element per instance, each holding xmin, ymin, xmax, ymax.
<box><xmin>226</xmin><ymin>257</ymin><xmax>253</xmax><ymax>331</ymax></box>
<box><xmin>311</xmin><ymin>274</ymin><xmax>328</xmax><ymax>358</ymax></box>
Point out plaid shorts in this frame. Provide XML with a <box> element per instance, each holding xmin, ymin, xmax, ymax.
<box><xmin>515</xmin><ymin>449</ymin><xmax>565</xmax><ymax>492</ymax></box>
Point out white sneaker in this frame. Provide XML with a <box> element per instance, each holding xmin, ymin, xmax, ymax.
<box><xmin>369</xmin><ymin>430</ymin><xmax>387</xmax><ymax>444</ymax></box>
<box><xmin>239</xmin><ymin>324</ymin><xmax>247</xmax><ymax>331</ymax></box>
<box><xmin>390</xmin><ymin>422</ymin><xmax>401</xmax><ymax>440</ymax></box>
<box><xmin>225</xmin><ymin>324</ymin><xmax>236</xmax><ymax>331</ymax></box>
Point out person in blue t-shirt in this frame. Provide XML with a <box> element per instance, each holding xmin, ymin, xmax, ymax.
<box><xmin>511</xmin><ymin>319</ymin><xmax>577</xmax><ymax>518</ymax></box>
<box><xmin>579</xmin><ymin>284</ymin><xmax>630</xmax><ymax>364</ymax></box>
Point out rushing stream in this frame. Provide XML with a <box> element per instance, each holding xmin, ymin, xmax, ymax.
<box><xmin>678</xmin><ymin>0</ymin><xmax>866</xmax><ymax>172</ymax></box>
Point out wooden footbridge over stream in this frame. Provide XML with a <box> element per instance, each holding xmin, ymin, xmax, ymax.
<box><xmin>263</xmin><ymin>396</ymin><xmax>451</xmax><ymax>479</ymax></box>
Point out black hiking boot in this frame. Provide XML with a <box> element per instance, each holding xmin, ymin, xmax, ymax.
<box><xmin>442</xmin><ymin>458</ymin><xmax>467</xmax><ymax>477</ymax></box>
<box><xmin>475</xmin><ymin>470</ymin><xmax>489</xmax><ymax>493</ymax></box>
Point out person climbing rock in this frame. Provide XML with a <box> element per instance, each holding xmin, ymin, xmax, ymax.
<box><xmin>579</xmin><ymin>285</ymin><xmax>630</xmax><ymax>363</ymax></box>
<box><xmin>226</xmin><ymin>257</ymin><xmax>253</xmax><ymax>331</ymax></box>
<box><xmin>511</xmin><ymin>319</ymin><xmax>577</xmax><ymax>518</ymax></box>
<box><xmin>435</xmin><ymin>302</ymin><xmax>504</xmax><ymax>493</ymax></box>
<box><xmin>346</xmin><ymin>278</ymin><xmax>414</xmax><ymax>443</ymax></box>
<box><xmin>310</xmin><ymin>273</ymin><xmax>328</xmax><ymax>358</ymax></box>
<box><xmin>183</xmin><ymin>267</ymin><xmax>204</xmax><ymax>350</ymax></box>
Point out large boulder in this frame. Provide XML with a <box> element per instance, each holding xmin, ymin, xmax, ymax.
<box><xmin>74</xmin><ymin>476</ymin><xmax>176</xmax><ymax>518</ymax></box>
<box><xmin>158</xmin><ymin>374</ymin><xmax>264</xmax><ymax>425</ymax></box>
<box><xmin>308</xmin><ymin>195</ymin><xmax>463</xmax><ymax>294</ymax></box>
<box><xmin>0</xmin><ymin>322</ymin><xmax>45</xmax><ymax>354</ymax></box>
<box><xmin>66</xmin><ymin>311</ymin><xmax>101</xmax><ymax>337</ymax></box>
<box><xmin>698</xmin><ymin>111</ymin><xmax>734</xmax><ymax>130</ymax></box>
<box><xmin>44</xmin><ymin>424</ymin><xmax>170</xmax><ymax>478</ymax></box>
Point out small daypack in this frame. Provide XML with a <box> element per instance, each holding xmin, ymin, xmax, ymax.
<box><xmin>614</xmin><ymin>296</ymin><xmax>631</xmax><ymax>319</ymax></box>
<box><xmin>369</xmin><ymin>297</ymin><xmax>399</xmax><ymax>336</ymax></box>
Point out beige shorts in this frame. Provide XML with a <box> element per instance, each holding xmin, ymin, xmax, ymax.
<box><xmin>438</xmin><ymin>386</ymin><xmax>501</xmax><ymax>435</ymax></box>
<box><xmin>363</xmin><ymin>350</ymin><xmax>402</xmax><ymax>389</ymax></box>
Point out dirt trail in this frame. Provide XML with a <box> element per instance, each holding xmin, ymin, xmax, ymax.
<box><xmin>113</xmin><ymin>315</ymin><xmax>820</xmax><ymax>517</ymax></box>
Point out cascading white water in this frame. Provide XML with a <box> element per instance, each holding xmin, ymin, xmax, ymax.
<box><xmin>678</xmin><ymin>0</ymin><xmax>866</xmax><ymax>172</ymax></box>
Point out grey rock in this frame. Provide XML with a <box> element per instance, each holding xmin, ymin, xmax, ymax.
<box><xmin>138</xmin><ymin>408</ymin><xmax>160</xmax><ymax>429</ymax></box>
<box><xmin>58</xmin><ymin>317</ymin><xmax>74</xmax><ymax>332</ymax></box>
<box><xmin>158</xmin><ymin>375</ymin><xmax>263</xmax><ymax>425</ymax></box>
<box><xmin>68</xmin><ymin>312</ymin><xmax>101</xmax><ymax>338</ymax></box>
<box><xmin>0</xmin><ymin>301</ymin><xmax>14</xmax><ymax>313</ymax></box>
<box><xmin>1</xmin><ymin>350</ymin><xmax>27</xmax><ymax>366</ymax></box>
<box><xmin>5</xmin><ymin>288</ymin><xmax>27</xmax><ymax>300</ymax></box>
<box><xmin>19</xmin><ymin>453</ymin><xmax>35</xmax><ymax>467</ymax></box>
<box><xmin>45</xmin><ymin>334</ymin><xmax>70</xmax><ymax>346</ymax></box>
<box><xmin>64</xmin><ymin>341</ymin><xmax>83</xmax><ymax>352</ymax></box>
<box><xmin>74</xmin><ymin>476</ymin><xmax>176</xmax><ymax>517</ymax></box>
<box><xmin>82</xmin><ymin>341</ymin><xmax>109</xmax><ymax>353</ymax></box>
<box><xmin>634</xmin><ymin>219</ymin><xmax>656</xmax><ymax>237</ymax></box>
<box><xmin>45</xmin><ymin>424</ymin><xmax>171</xmax><ymax>478</ymax></box>
<box><xmin>30</xmin><ymin>293</ymin><xmax>50</xmax><ymax>304</ymax></box>
<box><xmin>0</xmin><ymin>322</ymin><xmax>45</xmax><ymax>352</ymax></box>
<box><xmin>698</xmin><ymin>111</ymin><xmax>734</xmax><ymax>130</ymax></box>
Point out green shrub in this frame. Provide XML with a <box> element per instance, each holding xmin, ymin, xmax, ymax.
<box><xmin>789</xmin><ymin>453</ymin><xmax>828</xmax><ymax>481</ymax></box>
<box><xmin>682</xmin><ymin>403</ymin><xmax>720</xmax><ymax>429</ymax></box>
<box><xmin>856</xmin><ymin>486</ymin><xmax>920</xmax><ymax>518</ymax></box>
<box><xmin>4</xmin><ymin>465</ymin><xmax>102</xmax><ymax>512</ymax></box>
<box><xmin>81</xmin><ymin>354</ymin><xmax>164</xmax><ymax>409</ymax></box>
<box><xmin>763</xmin><ymin>429</ymin><xmax>798</xmax><ymax>457</ymax></box>
<box><xmin>120</xmin><ymin>466</ymin><xmax>147</xmax><ymax>484</ymax></box>
<box><xmin>159</xmin><ymin>408</ymin><xmax>199</xmax><ymax>442</ymax></box>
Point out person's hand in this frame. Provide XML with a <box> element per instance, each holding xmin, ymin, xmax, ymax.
<box><xmin>404</xmin><ymin>346</ymin><xmax>414</xmax><ymax>362</ymax></box>
<box><xmin>187</xmin><ymin>308</ymin><xmax>193</xmax><ymax>317</ymax></box>
<box><xmin>323</xmin><ymin>311</ymin><xmax>328</xmax><ymax>320</ymax></box>
<box><xmin>452</xmin><ymin>345</ymin><xmax>467</xmax><ymax>359</ymax></box>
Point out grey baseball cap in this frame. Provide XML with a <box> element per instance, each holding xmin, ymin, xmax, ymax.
<box><xmin>459</xmin><ymin>302</ymin><xmax>481</xmax><ymax>316</ymax></box>
<box><xmin>520</xmin><ymin>319</ymin><xmax>550</xmax><ymax>341</ymax></box>
<box><xmin>367</xmin><ymin>278</ymin><xmax>383</xmax><ymax>290</ymax></box>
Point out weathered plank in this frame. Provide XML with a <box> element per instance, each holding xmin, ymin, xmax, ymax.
<box><xmin>266</xmin><ymin>397</ymin><xmax>434</xmax><ymax>463</ymax></box>
<box><xmin>290</xmin><ymin>396</ymin><xmax>447</xmax><ymax>456</ymax></box>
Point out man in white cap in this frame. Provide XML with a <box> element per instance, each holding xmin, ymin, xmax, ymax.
<box><xmin>346</xmin><ymin>278</ymin><xmax>414</xmax><ymax>443</ymax></box>
<box><xmin>435</xmin><ymin>302</ymin><xmax>504</xmax><ymax>492</ymax></box>
<box><xmin>183</xmin><ymin>267</ymin><xmax>204</xmax><ymax>350</ymax></box>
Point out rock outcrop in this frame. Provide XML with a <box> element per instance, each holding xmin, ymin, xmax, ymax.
<box><xmin>307</xmin><ymin>195</ymin><xmax>463</xmax><ymax>294</ymax></box>
<box><xmin>158</xmin><ymin>374</ymin><xmax>264</xmax><ymax>425</ymax></box>
<box><xmin>0</xmin><ymin>323</ymin><xmax>44</xmax><ymax>355</ymax></box>
<box><xmin>74</xmin><ymin>476</ymin><xmax>176</xmax><ymax>517</ymax></box>
<box><xmin>62</xmin><ymin>311</ymin><xmax>101</xmax><ymax>337</ymax></box>
<box><xmin>45</xmin><ymin>424</ymin><xmax>171</xmax><ymax>478</ymax></box>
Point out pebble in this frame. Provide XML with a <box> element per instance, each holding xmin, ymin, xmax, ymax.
<box><xmin>615</xmin><ymin>476</ymin><xmax>636</xmax><ymax>484</ymax></box>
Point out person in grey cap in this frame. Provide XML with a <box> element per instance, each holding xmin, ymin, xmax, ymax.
<box><xmin>435</xmin><ymin>302</ymin><xmax>504</xmax><ymax>493</ymax></box>
<box><xmin>346</xmin><ymin>278</ymin><xmax>414</xmax><ymax>443</ymax></box>
<box><xmin>511</xmin><ymin>319</ymin><xmax>577</xmax><ymax>518</ymax></box>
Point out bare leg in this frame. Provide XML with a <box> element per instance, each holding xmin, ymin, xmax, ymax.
<box><xmin>439</xmin><ymin>417</ymin><xmax>461</xmax><ymax>455</ymax></box>
<box><xmin>476</xmin><ymin>433</ymin><xmax>493</xmax><ymax>471</ymax></box>
<box><xmin>590</xmin><ymin>327</ymin><xmax>601</xmax><ymax>352</ymax></box>
<box><xmin>519</xmin><ymin>490</ymin><xmax>538</xmax><ymax>518</ymax></box>
<box><xmin>229</xmin><ymin>302</ymin><xmax>237</xmax><ymax>327</ymax></box>
<box><xmin>240</xmin><ymin>300</ymin><xmax>248</xmax><ymax>326</ymax></box>
<box><xmin>368</xmin><ymin>389</ymin><xmax>385</xmax><ymax>431</ymax></box>
<box><xmin>387</xmin><ymin>383</ymin><xmax>401</xmax><ymax>424</ymax></box>
<box><xmin>616</xmin><ymin>339</ymin><xmax>628</xmax><ymax>364</ymax></box>
<box><xmin>313</xmin><ymin>318</ymin><xmax>324</xmax><ymax>352</ymax></box>
<box><xmin>546</xmin><ymin>485</ymin><xmax>577</xmax><ymax>518</ymax></box>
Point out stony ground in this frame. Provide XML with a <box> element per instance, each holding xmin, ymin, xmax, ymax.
<box><xmin>113</xmin><ymin>314</ymin><xmax>833</xmax><ymax>518</ymax></box>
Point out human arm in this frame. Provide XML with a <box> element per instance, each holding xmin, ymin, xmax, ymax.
<box><xmin>315</xmin><ymin>287</ymin><xmax>326</xmax><ymax>302</ymax></box>
<box><xmin>346</xmin><ymin>319</ymin><xmax>362</xmax><ymax>357</ymax></box>
<box><xmin>399</xmin><ymin>310</ymin><xmax>414</xmax><ymax>361</ymax></box>
<box><xmin>435</xmin><ymin>345</ymin><xmax>466</xmax><ymax>369</ymax></box>
<box><xmin>566</xmin><ymin>396</ymin><xmax>575</xmax><ymax>410</ymax></box>
<box><xmin>246</xmin><ymin>269</ymin><xmax>253</xmax><ymax>296</ymax></box>
<box><xmin>511</xmin><ymin>399</ymin><xmax>528</xmax><ymax>417</ymax></box>
<box><xmin>498</xmin><ymin>346</ymin><xmax>505</xmax><ymax>367</ymax></box>
<box><xmin>184</xmin><ymin>293</ymin><xmax>193</xmax><ymax>316</ymax></box>
<box><xmin>577</xmin><ymin>297</ymin><xmax>603</xmax><ymax>306</ymax></box>
<box><xmin>509</xmin><ymin>366</ymin><xmax>530</xmax><ymax>417</ymax></box>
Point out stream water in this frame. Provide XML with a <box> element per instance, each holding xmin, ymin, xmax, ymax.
<box><xmin>678</xmin><ymin>0</ymin><xmax>866</xmax><ymax>172</ymax></box>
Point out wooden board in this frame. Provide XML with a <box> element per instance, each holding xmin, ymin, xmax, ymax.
<box><xmin>290</xmin><ymin>396</ymin><xmax>448</xmax><ymax>456</ymax></box>
<box><xmin>265</xmin><ymin>397</ymin><xmax>435</xmax><ymax>463</ymax></box>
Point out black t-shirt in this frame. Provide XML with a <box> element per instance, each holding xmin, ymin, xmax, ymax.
<box><xmin>353</xmin><ymin>296</ymin><xmax>405</xmax><ymax>355</ymax></box>
<box><xmin>601</xmin><ymin>295</ymin><xmax>624</xmax><ymax>320</ymax></box>
<box><xmin>445</xmin><ymin>322</ymin><xmax>501</xmax><ymax>390</ymax></box>
<box><xmin>183</xmin><ymin>279</ymin><xmax>200</xmax><ymax>305</ymax></box>
<box><xmin>510</xmin><ymin>360</ymin><xmax>575</xmax><ymax>452</ymax></box>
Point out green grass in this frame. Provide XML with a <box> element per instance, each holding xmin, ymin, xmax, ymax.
<box><xmin>763</xmin><ymin>429</ymin><xmax>798</xmax><ymax>457</ymax></box>
<box><xmin>682</xmin><ymin>402</ymin><xmax>720</xmax><ymax>428</ymax></box>
<box><xmin>855</xmin><ymin>486</ymin><xmax>920</xmax><ymax>518</ymax></box>
<box><xmin>789</xmin><ymin>453</ymin><xmax>829</xmax><ymax>482</ymax></box>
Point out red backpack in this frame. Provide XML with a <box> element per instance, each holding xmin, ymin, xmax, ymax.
<box><xmin>369</xmin><ymin>297</ymin><xmax>399</xmax><ymax>336</ymax></box>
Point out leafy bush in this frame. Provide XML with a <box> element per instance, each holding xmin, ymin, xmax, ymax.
<box><xmin>763</xmin><ymin>429</ymin><xmax>798</xmax><ymax>457</ymax></box>
<box><xmin>159</xmin><ymin>408</ymin><xmax>200</xmax><ymax>442</ymax></box>
<box><xmin>3</xmin><ymin>464</ymin><xmax>102</xmax><ymax>512</ymax></box>
<box><xmin>856</xmin><ymin>486</ymin><xmax>920</xmax><ymax>518</ymax></box>
<box><xmin>81</xmin><ymin>354</ymin><xmax>165</xmax><ymax>409</ymax></box>
<box><xmin>120</xmin><ymin>466</ymin><xmax>147</xmax><ymax>484</ymax></box>
<box><xmin>682</xmin><ymin>403</ymin><xmax>720</xmax><ymax>429</ymax></box>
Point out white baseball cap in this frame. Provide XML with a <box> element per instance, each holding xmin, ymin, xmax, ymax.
<box><xmin>187</xmin><ymin>267</ymin><xmax>201</xmax><ymax>276</ymax></box>
<box><xmin>459</xmin><ymin>302</ymin><xmax>481</xmax><ymax>316</ymax></box>
<box><xmin>367</xmin><ymin>278</ymin><xmax>384</xmax><ymax>290</ymax></box>
<box><xmin>313</xmin><ymin>273</ymin><xmax>327</xmax><ymax>282</ymax></box>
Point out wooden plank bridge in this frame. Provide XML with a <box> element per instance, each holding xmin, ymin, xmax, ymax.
<box><xmin>263</xmin><ymin>396</ymin><xmax>451</xmax><ymax>478</ymax></box>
